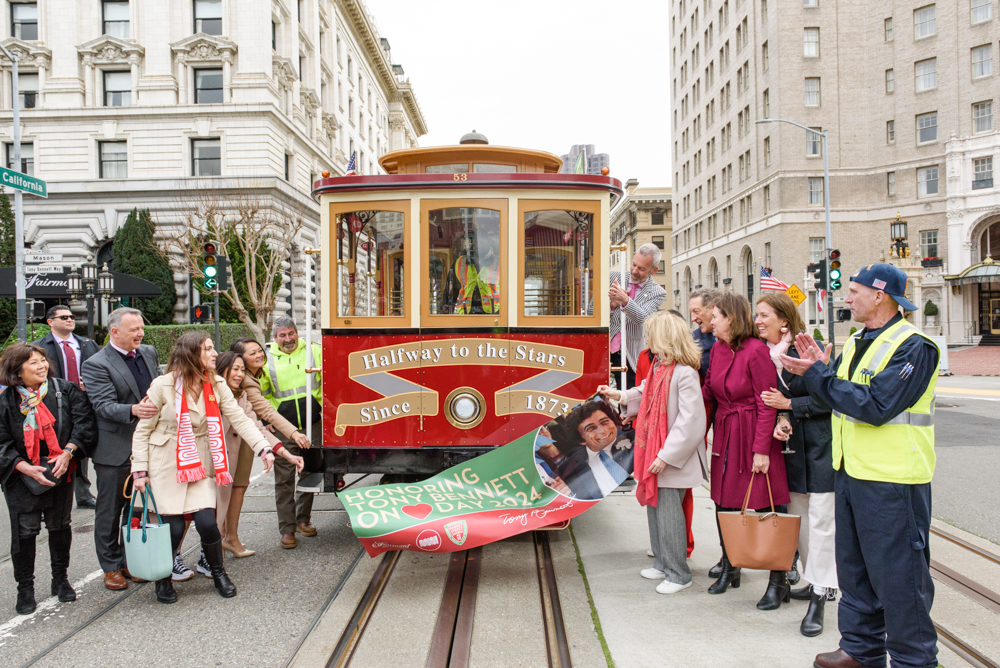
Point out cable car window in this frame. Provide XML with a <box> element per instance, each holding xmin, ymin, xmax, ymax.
<box><xmin>334</xmin><ymin>210</ymin><xmax>405</xmax><ymax>317</ymax></box>
<box><xmin>523</xmin><ymin>209</ymin><xmax>595</xmax><ymax>317</ymax></box>
<box><xmin>427</xmin><ymin>207</ymin><xmax>501</xmax><ymax>315</ymax></box>
<box><xmin>473</xmin><ymin>164</ymin><xmax>517</xmax><ymax>173</ymax></box>
<box><xmin>426</xmin><ymin>163</ymin><xmax>469</xmax><ymax>174</ymax></box>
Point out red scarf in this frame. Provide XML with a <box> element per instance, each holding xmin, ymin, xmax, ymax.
<box><xmin>632</xmin><ymin>360</ymin><xmax>676</xmax><ymax>508</ymax></box>
<box><xmin>17</xmin><ymin>383</ymin><xmax>65</xmax><ymax>466</ymax></box>
<box><xmin>174</xmin><ymin>377</ymin><xmax>232</xmax><ymax>486</ymax></box>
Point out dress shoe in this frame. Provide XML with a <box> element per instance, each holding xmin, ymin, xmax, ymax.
<box><xmin>801</xmin><ymin>589</ymin><xmax>826</xmax><ymax>637</ymax></box>
<box><xmin>707</xmin><ymin>558</ymin><xmax>741</xmax><ymax>594</ymax></box>
<box><xmin>640</xmin><ymin>568</ymin><xmax>666</xmax><ymax>580</ymax></box>
<box><xmin>223</xmin><ymin>539</ymin><xmax>255</xmax><ymax>558</ymax></box>
<box><xmin>155</xmin><ymin>577</ymin><xmax>177</xmax><ymax>604</ymax></box>
<box><xmin>104</xmin><ymin>570</ymin><xmax>128</xmax><ymax>590</ymax></box>
<box><xmin>76</xmin><ymin>497</ymin><xmax>97</xmax><ymax>509</ymax></box>
<box><xmin>122</xmin><ymin>567</ymin><xmax>145</xmax><ymax>583</ymax></box>
<box><xmin>757</xmin><ymin>570</ymin><xmax>792</xmax><ymax>610</ymax></box>
<box><xmin>790</xmin><ymin>584</ymin><xmax>814</xmax><ymax>600</ymax></box>
<box><xmin>813</xmin><ymin>648</ymin><xmax>863</xmax><ymax>668</ymax></box>
<box><xmin>646</xmin><ymin>548</ymin><xmax>655</xmax><ymax>557</ymax></box>
<box><xmin>281</xmin><ymin>532</ymin><xmax>298</xmax><ymax>549</ymax></box>
<box><xmin>296</xmin><ymin>522</ymin><xmax>318</xmax><ymax>537</ymax></box>
<box><xmin>708</xmin><ymin>557</ymin><xmax>724</xmax><ymax>578</ymax></box>
<box><xmin>656</xmin><ymin>580</ymin><xmax>692</xmax><ymax>595</ymax></box>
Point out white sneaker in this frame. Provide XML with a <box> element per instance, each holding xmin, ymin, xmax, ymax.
<box><xmin>171</xmin><ymin>554</ymin><xmax>194</xmax><ymax>582</ymax></box>
<box><xmin>656</xmin><ymin>580</ymin><xmax>693</xmax><ymax>595</ymax></box>
<box><xmin>640</xmin><ymin>568</ymin><xmax>666</xmax><ymax>580</ymax></box>
<box><xmin>646</xmin><ymin>548</ymin><xmax>655</xmax><ymax>557</ymax></box>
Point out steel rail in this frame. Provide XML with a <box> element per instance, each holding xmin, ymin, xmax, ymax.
<box><xmin>425</xmin><ymin>549</ymin><xmax>473</xmax><ymax>667</ymax></box>
<box><xmin>930</xmin><ymin>560</ymin><xmax>1000</xmax><ymax>615</ymax></box>
<box><xmin>326</xmin><ymin>550</ymin><xmax>401</xmax><ymax>668</ymax></box>
<box><xmin>935</xmin><ymin>623</ymin><xmax>1000</xmax><ymax>668</ymax></box>
<box><xmin>930</xmin><ymin>525</ymin><xmax>1000</xmax><ymax>567</ymax></box>
<box><xmin>534</xmin><ymin>532</ymin><xmax>573</xmax><ymax>668</ymax></box>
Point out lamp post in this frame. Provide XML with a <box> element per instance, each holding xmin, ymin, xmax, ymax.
<box><xmin>98</xmin><ymin>262</ymin><xmax>117</xmax><ymax>310</ymax></box>
<box><xmin>82</xmin><ymin>256</ymin><xmax>98</xmax><ymax>339</ymax></box>
<box><xmin>756</xmin><ymin>118</ymin><xmax>835</xmax><ymax>348</ymax></box>
<box><xmin>0</xmin><ymin>42</ymin><xmax>26</xmax><ymax>341</ymax></box>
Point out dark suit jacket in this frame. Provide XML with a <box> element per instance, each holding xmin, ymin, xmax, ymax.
<box><xmin>80</xmin><ymin>344</ymin><xmax>159</xmax><ymax>467</ymax></box>
<box><xmin>32</xmin><ymin>332</ymin><xmax>101</xmax><ymax>382</ymax></box>
<box><xmin>557</xmin><ymin>443</ymin><xmax>633</xmax><ymax>501</ymax></box>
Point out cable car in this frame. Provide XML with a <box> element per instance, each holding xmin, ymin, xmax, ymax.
<box><xmin>311</xmin><ymin>132</ymin><xmax>623</xmax><ymax>486</ymax></box>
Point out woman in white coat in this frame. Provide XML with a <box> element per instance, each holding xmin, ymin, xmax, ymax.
<box><xmin>599</xmin><ymin>312</ymin><xmax>708</xmax><ymax>594</ymax></box>
<box><xmin>132</xmin><ymin>332</ymin><xmax>277</xmax><ymax>604</ymax></box>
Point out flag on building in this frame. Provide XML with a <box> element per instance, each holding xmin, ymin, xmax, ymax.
<box><xmin>574</xmin><ymin>151</ymin><xmax>585</xmax><ymax>174</ymax></box>
<box><xmin>345</xmin><ymin>151</ymin><xmax>357</xmax><ymax>176</ymax></box>
<box><xmin>817</xmin><ymin>289</ymin><xmax>827</xmax><ymax>311</ymax></box>
<box><xmin>760</xmin><ymin>266</ymin><xmax>790</xmax><ymax>291</ymax></box>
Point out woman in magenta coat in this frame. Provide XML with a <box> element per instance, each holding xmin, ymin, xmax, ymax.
<box><xmin>702</xmin><ymin>293</ymin><xmax>792</xmax><ymax>610</ymax></box>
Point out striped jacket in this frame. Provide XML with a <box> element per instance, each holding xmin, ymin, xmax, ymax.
<box><xmin>609</xmin><ymin>275</ymin><xmax>667</xmax><ymax>368</ymax></box>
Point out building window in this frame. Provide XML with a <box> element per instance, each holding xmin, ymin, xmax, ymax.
<box><xmin>886</xmin><ymin>69</ymin><xmax>894</xmax><ymax>93</ymax></box>
<box><xmin>915</xmin><ymin>58</ymin><xmax>937</xmax><ymax>91</ymax></box>
<box><xmin>5</xmin><ymin>142</ymin><xmax>33</xmax><ymax>176</ymax></box>
<box><xmin>102</xmin><ymin>0</ymin><xmax>129</xmax><ymax>38</ymax></box>
<box><xmin>808</xmin><ymin>177</ymin><xmax>824</xmax><ymax>205</ymax></box>
<box><xmin>917</xmin><ymin>166</ymin><xmax>939</xmax><ymax>196</ymax></box>
<box><xmin>807</xmin><ymin>128</ymin><xmax>822</xmax><ymax>156</ymax></box>
<box><xmin>99</xmin><ymin>141</ymin><xmax>127</xmax><ymax>179</ymax></box>
<box><xmin>973</xmin><ymin>157</ymin><xmax>994</xmax><ymax>189</ymax></box>
<box><xmin>764</xmin><ymin>185</ymin><xmax>771</xmax><ymax>212</ymax></box>
<box><xmin>804</xmin><ymin>77</ymin><xmax>820</xmax><ymax>106</ymax></box>
<box><xmin>103</xmin><ymin>71</ymin><xmax>131</xmax><ymax>107</ymax></box>
<box><xmin>652</xmin><ymin>235</ymin><xmax>665</xmax><ymax>250</ymax></box>
<box><xmin>192</xmin><ymin>138</ymin><xmax>221</xmax><ymax>176</ymax></box>
<box><xmin>804</xmin><ymin>28</ymin><xmax>820</xmax><ymax>57</ymax></box>
<box><xmin>194</xmin><ymin>0</ymin><xmax>222</xmax><ymax>35</ymax></box>
<box><xmin>284</xmin><ymin>153</ymin><xmax>290</xmax><ymax>181</ymax></box>
<box><xmin>803</xmin><ymin>0</ymin><xmax>817</xmax><ymax>6</ymax></box>
<box><xmin>272</xmin><ymin>20</ymin><xmax>276</xmax><ymax>50</ymax></box>
<box><xmin>974</xmin><ymin>101</ymin><xmax>993</xmax><ymax>133</ymax></box>
<box><xmin>11</xmin><ymin>2</ymin><xmax>37</xmax><ymax>40</ymax></box>
<box><xmin>652</xmin><ymin>212</ymin><xmax>665</xmax><ymax>225</ymax></box>
<box><xmin>971</xmin><ymin>0</ymin><xmax>991</xmax><ymax>23</ymax></box>
<box><xmin>884</xmin><ymin>17</ymin><xmax>893</xmax><ymax>41</ymax></box>
<box><xmin>658</xmin><ymin>261</ymin><xmax>666</xmax><ymax>273</ymax></box>
<box><xmin>917</xmin><ymin>112</ymin><xmax>938</xmax><ymax>143</ymax></box>
<box><xmin>887</xmin><ymin>171</ymin><xmax>896</xmax><ymax>195</ymax></box>
<box><xmin>809</xmin><ymin>238</ymin><xmax>825</xmax><ymax>262</ymax></box>
<box><xmin>764</xmin><ymin>136</ymin><xmax>771</xmax><ymax>166</ymax></box>
<box><xmin>194</xmin><ymin>68</ymin><xmax>223</xmax><ymax>104</ymax></box>
<box><xmin>972</xmin><ymin>45</ymin><xmax>992</xmax><ymax>79</ymax></box>
<box><xmin>763</xmin><ymin>88</ymin><xmax>770</xmax><ymax>117</ymax></box>
<box><xmin>16</xmin><ymin>71</ymin><xmax>37</xmax><ymax>109</ymax></box>
<box><xmin>762</xmin><ymin>41</ymin><xmax>769</xmax><ymax>71</ymax></box>
<box><xmin>914</xmin><ymin>5</ymin><xmax>936</xmax><ymax>38</ymax></box>
<box><xmin>920</xmin><ymin>230</ymin><xmax>939</xmax><ymax>259</ymax></box>
<box><xmin>887</xmin><ymin>120</ymin><xmax>895</xmax><ymax>143</ymax></box>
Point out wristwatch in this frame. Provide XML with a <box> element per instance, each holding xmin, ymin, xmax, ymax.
<box><xmin>259</xmin><ymin>448</ymin><xmax>274</xmax><ymax>459</ymax></box>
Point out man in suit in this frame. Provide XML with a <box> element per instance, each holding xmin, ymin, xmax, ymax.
<box><xmin>32</xmin><ymin>304</ymin><xmax>102</xmax><ymax>508</ymax></box>
<box><xmin>80</xmin><ymin>307</ymin><xmax>159</xmax><ymax>591</ymax></box>
<box><xmin>609</xmin><ymin>244</ymin><xmax>667</xmax><ymax>389</ymax></box>
<box><xmin>556</xmin><ymin>402</ymin><xmax>633</xmax><ymax>501</ymax></box>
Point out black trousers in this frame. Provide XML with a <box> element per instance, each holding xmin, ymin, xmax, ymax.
<box><xmin>164</xmin><ymin>509</ymin><xmax>221</xmax><ymax>552</ymax></box>
<box><xmin>93</xmin><ymin>462</ymin><xmax>132</xmax><ymax>573</ymax></box>
<box><xmin>74</xmin><ymin>455</ymin><xmax>96</xmax><ymax>504</ymax></box>
<box><xmin>17</xmin><ymin>480</ymin><xmax>74</xmax><ymax>539</ymax></box>
<box><xmin>610</xmin><ymin>351</ymin><xmax>636</xmax><ymax>389</ymax></box>
<box><xmin>835</xmin><ymin>470</ymin><xmax>937</xmax><ymax>668</ymax></box>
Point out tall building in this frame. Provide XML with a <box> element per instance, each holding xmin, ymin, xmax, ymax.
<box><xmin>669</xmin><ymin>0</ymin><xmax>998</xmax><ymax>343</ymax></box>
<box><xmin>610</xmin><ymin>179</ymin><xmax>673</xmax><ymax>296</ymax></box>
<box><xmin>1</xmin><ymin>0</ymin><xmax>427</xmax><ymax>324</ymax></box>
<box><xmin>559</xmin><ymin>143</ymin><xmax>611</xmax><ymax>175</ymax></box>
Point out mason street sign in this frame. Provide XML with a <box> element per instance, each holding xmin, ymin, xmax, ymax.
<box><xmin>1</xmin><ymin>167</ymin><xmax>47</xmax><ymax>198</ymax></box>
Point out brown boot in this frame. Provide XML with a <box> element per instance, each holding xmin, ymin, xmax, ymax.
<box><xmin>281</xmin><ymin>533</ymin><xmax>298</xmax><ymax>549</ymax></box>
<box><xmin>296</xmin><ymin>522</ymin><xmax>317</xmax><ymax>537</ymax></box>
<box><xmin>813</xmin><ymin>649</ymin><xmax>863</xmax><ymax>668</ymax></box>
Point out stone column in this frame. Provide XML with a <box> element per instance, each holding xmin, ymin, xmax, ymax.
<box><xmin>36</xmin><ymin>58</ymin><xmax>48</xmax><ymax>107</ymax></box>
<box><xmin>83</xmin><ymin>55</ymin><xmax>94</xmax><ymax>107</ymax></box>
<box><xmin>222</xmin><ymin>53</ymin><xmax>232</xmax><ymax>102</ymax></box>
<box><xmin>129</xmin><ymin>55</ymin><xmax>139</xmax><ymax>105</ymax></box>
<box><xmin>176</xmin><ymin>54</ymin><xmax>187</xmax><ymax>104</ymax></box>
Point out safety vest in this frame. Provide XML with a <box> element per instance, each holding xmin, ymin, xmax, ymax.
<box><xmin>261</xmin><ymin>339</ymin><xmax>322</xmax><ymax>427</ymax></box>
<box><xmin>832</xmin><ymin>318</ymin><xmax>939</xmax><ymax>484</ymax></box>
<box><xmin>454</xmin><ymin>257</ymin><xmax>500</xmax><ymax>315</ymax></box>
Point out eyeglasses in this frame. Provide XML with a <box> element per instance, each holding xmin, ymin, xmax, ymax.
<box><xmin>52</xmin><ymin>315</ymin><xmax>75</xmax><ymax>321</ymax></box>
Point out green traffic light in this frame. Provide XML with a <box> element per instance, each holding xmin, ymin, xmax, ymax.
<box><xmin>205</xmin><ymin>265</ymin><xmax>218</xmax><ymax>278</ymax></box>
<box><xmin>830</xmin><ymin>268</ymin><xmax>842</xmax><ymax>280</ymax></box>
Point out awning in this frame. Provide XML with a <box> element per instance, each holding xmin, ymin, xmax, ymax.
<box><xmin>0</xmin><ymin>267</ymin><xmax>163</xmax><ymax>298</ymax></box>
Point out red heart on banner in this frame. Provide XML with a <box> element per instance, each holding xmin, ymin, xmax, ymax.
<box><xmin>401</xmin><ymin>503</ymin><xmax>432</xmax><ymax>520</ymax></box>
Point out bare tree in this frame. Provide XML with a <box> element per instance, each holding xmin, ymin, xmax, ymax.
<box><xmin>158</xmin><ymin>181</ymin><xmax>306</xmax><ymax>343</ymax></box>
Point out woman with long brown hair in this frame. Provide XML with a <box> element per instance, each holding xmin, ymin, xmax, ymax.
<box><xmin>132</xmin><ymin>332</ymin><xmax>277</xmax><ymax>604</ymax></box>
<box><xmin>702</xmin><ymin>293</ymin><xmax>791</xmax><ymax>609</ymax></box>
<box><xmin>756</xmin><ymin>292</ymin><xmax>837</xmax><ymax>636</ymax></box>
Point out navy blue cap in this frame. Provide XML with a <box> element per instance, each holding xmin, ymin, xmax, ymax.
<box><xmin>850</xmin><ymin>263</ymin><xmax>917</xmax><ymax>311</ymax></box>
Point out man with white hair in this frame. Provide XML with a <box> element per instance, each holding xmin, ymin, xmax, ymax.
<box><xmin>609</xmin><ymin>243</ymin><xmax>667</xmax><ymax>388</ymax></box>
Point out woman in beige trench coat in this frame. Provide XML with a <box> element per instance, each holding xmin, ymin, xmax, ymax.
<box><xmin>132</xmin><ymin>332</ymin><xmax>276</xmax><ymax>605</ymax></box>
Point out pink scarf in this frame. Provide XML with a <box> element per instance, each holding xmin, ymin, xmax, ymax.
<box><xmin>632</xmin><ymin>360</ymin><xmax>676</xmax><ymax>508</ymax></box>
<box><xmin>174</xmin><ymin>377</ymin><xmax>232</xmax><ymax>486</ymax></box>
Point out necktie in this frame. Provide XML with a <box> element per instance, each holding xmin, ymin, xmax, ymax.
<box><xmin>599</xmin><ymin>450</ymin><xmax>628</xmax><ymax>487</ymax></box>
<box><xmin>62</xmin><ymin>341</ymin><xmax>80</xmax><ymax>386</ymax></box>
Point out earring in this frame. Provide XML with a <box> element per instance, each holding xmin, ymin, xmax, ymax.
<box><xmin>780</xmin><ymin>326</ymin><xmax>789</xmax><ymax>333</ymax></box>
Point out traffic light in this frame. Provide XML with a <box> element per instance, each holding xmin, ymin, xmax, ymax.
<box><xmin>190</xmin><ymin>304</ymin><xmax>212</xmax><ymax>323</ymax></box>
<box><xmin>809</xmin><ymin>259</ymin><xmax>828</xmax><ymax>292</ymax></box>
<box><xmin>203</xmin><ymin>241</ymin><xmax>218</xmax><ymax>289</ymax></box>
<box><xmin>216</xmin><ymin>256</ymin><xmax>230</xmax><ymax>291</ymax></box>
<box><xmin>828</xmin><ymin>249</ymin><xmax>842</xmax><ymax>290</ymax></box>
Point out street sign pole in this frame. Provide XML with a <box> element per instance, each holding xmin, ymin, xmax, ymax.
<box><xmin>1</xmin><ymin>43</ymin><xmax>26</xmax><ymax>341</ymax></box>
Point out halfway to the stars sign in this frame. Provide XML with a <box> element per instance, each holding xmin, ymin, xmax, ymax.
<box><xmin>337</xmin><ymin>398</ymin><xmax>634</xmax><ymax>557</ymax></box>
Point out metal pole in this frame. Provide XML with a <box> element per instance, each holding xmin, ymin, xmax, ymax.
<box><xmin>305</xmin><ymin>250</ymin><xmax>312</xmax><ymax>444</ymax></box>
<box><xmin>86</xmin><ymin>296</ymin><xmax>95</xmax><ymax>339</ymax></box>
<box><xmin>2</xmin><ymin>45</ymin><xmax>27</xmax><ymax>342</ymax></box>
<box><xmin>620</xmin><ymin>246</ymin><xmax>627</xmax><ymax>391</ymax></box>
<box><xmin>213</xmin><ymin>285</ymin><xmax>221</xmax><ymax>351</ymax></box>
<box><xmin>822</xmin><ymin>130</ymin><xmax>835</xmax><ymax>349</ymax></box>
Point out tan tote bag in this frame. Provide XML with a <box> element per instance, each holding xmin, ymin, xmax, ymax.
<box><xmin>718</xmin><ymin>472</ymin><xmax>801</xmax><ymax>571</ymax></box>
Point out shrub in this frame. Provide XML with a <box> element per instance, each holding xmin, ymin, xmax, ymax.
<box><xmin>924</xmin><ymin>300</ymin><xmax>939</xmax><ymax>317</ymax></box>
<box><xmin>136</xmin><ymin>323</ymin><xmax>255</xmax><ymax>362</ymax></box>
<box><xmin>0</xmin><ymin>191</ymin><xmax>16</xmax><ymax>339</ymax></box>
<box><xmin>849</xmin><ymin>326</ymin><xmax>858</xmax><ymax>336</ymax></box>
<box><xmin>813</xmin><ymin>328</ymin><xmax>824</xmax><ymax>342</ymax></box>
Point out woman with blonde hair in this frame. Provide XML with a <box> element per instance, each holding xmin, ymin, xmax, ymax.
<box><xmin>132</xmin><ymin>332</ymin><xmax>278</xmax><ymax>604</ymax></box>
<box><xmin>598</xmin><ymin>311</ymin><xmax>707</xmax><ymax>594</ymax></box>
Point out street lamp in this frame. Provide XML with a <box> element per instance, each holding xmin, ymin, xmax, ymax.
<box><xmin>82</xmin><ymin>255</ymin><xmax>98</xmax><ymax>339</ymax></box>
<box><xmin>890</xmin><ymin>212</ymin><xmax>909</xmax><ymax>258</ymax></box>
<box><xmin>98</xmin><ymin>262</ymin><xmax>116</xmax><ymax>306</ymax></box>
<box><xmin>756</xmin><ymin>117</ymin><xmax>835</xmax><ymax>348</ymax></box>
<box><xmin>67</xmin><ymin>265</ymin><xmax>82</xmax><ymax>300</ymax></box>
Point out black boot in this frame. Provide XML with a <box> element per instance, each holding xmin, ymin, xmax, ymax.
<box><xmin>11</xmin><ymin>539</ymin><xmax>37</xmax><ymax>615</ymax></box>
<box><xmin>707</xmin><ymin>558</ymin><xmax>741</xmax><ymax>594</ymax></box>
<box><xmin>789</xmin><ymin>584</ymin><xmax>813</xmax><ymax>600</ymax></box>
<box><xmin>757</xmin><ymin>570</ymin><xmax>791</xmax><ymax>610</ymax></box>
<box><xmin>203</xmin><ymin>540</ymin><xmax>236</xmax><ymax>598</ymax></box>
<box><xmin>155</xmin><ymin>577</ymin><xmax>177</xmax><ymax>604</ymax></box>
<box><xmin>800</xmin><ymin>588</ymin><xmax>826</xmax><ymax>636</ymax></box>
<box><xmin>708</xmin><ymin>557</ymin><xmax>724</xmax><ymax>578</ymax></box>
<box><xmin>48</xmin><ymin>528</ymin><xmax>76</xmax><ymax>602</ymax></box>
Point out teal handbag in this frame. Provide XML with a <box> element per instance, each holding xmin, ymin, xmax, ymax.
<box><xmin>122</xmin><ymin>484</ymin><xmax>173</xmax><ymax>582</ymax></box>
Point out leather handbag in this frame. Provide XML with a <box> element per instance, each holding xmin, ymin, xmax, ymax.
<box><xmin>718</xmin><ymin>472</ymin><xmax>801</xmax><ymax>571</ymax></box>
<box><xmin>121</xmin><ymin>484</ymin><xmax>173</xmax><ymax>582</ymax></box>
<box><xmin>21</xmin><ymin>459</ymin><xmax>66</xmax><ymax>495</ymax></box>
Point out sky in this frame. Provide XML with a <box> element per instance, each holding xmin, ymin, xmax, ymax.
<box><xmin>366</xmin><ymin>0</ymin><xmax>672</xmax><ymax>186</ymax></box>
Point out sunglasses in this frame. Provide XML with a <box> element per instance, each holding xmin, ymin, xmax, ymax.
<box><xmin>52</xmin><ymin>315</ymin><xmax>75</xmax><ymax>321</ymax></box>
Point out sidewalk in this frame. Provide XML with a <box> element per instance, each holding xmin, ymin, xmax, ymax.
<box><xmin>947</xmin><ymin>346</ymin><xmax>1000</xmax><ymax>375</ymax></box>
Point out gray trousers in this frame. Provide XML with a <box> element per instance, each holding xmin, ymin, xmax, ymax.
<box><xmin>93</xmin><ymin>462</ymin><xmax>132</xmax><ymax>573</ymax></box>
<box><xmin>646</xmin><ymin>487</ymin><xmax>692</xmax><ymax>585</ymax></box>
<box><xmin>274</xmin><ymin>433</ymin><xmax>316</xmax><ymax>535</ymax></box>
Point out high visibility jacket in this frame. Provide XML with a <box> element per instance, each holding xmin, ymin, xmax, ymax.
<box><xmin>260</xmin><ymin>338</ymin><xmax>322</xmax><ymax>431</ymax></box>
<box><xmin>454</xmin><ymin>257</ymin><xmax>499</xmax><ymax>315</ymax></box>
<box><xmin>832</xmin><ymin>319</ymin><xmax>939</xmax><ymax>484</ymax></box>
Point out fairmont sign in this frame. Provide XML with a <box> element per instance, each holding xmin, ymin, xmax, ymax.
<box><xmin>0</xmin><ymin>167</ymin><xmax>47</xmax><ymax>197</ymax></box>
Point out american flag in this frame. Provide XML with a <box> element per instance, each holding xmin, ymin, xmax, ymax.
<box><xmin>817</xmin><ymin>289</ymin><xmax>827</xmax><ymax>311</ymax></box>
<box><xmin>760</xmin><ymin>266</ymin><xmax>790</xmax><ymax>291</ymax></box>
<box><xmin>345</xmin><ymin>151</ymin><xmax>356</xmax><ymax>176</ymax></box>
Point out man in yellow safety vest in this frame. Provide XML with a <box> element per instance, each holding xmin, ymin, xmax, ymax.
<box><xmin>780</xmin><ymin>263</ymin><xmax>939</xmax><ymax>668</ymax></box>
<box><xmin>451</xmin><ymin>255</ymin><xmax>500</xmax><ymax>315</ymax></box>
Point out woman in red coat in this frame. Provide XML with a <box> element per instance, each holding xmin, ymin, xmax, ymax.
<box><xmin>702</xmin><ymin>293</ymin><xmax>792</xmax><ymax>610</ymax></box>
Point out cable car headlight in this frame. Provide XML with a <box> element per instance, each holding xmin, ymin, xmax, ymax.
<box><xmin>445</xmin><ymin>387</ymin><xmax>486</xmax><ymax>429</ymax></box>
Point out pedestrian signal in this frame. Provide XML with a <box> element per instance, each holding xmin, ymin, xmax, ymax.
<box><xmin>828</xmin><ymin>249</ymin><xmax>842</xmax><ymax>290</ymax></box>
<box><xmin>191</xmin><ymin>304</ymin><xmax>212</xmax><ymax>323</ymax></box>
